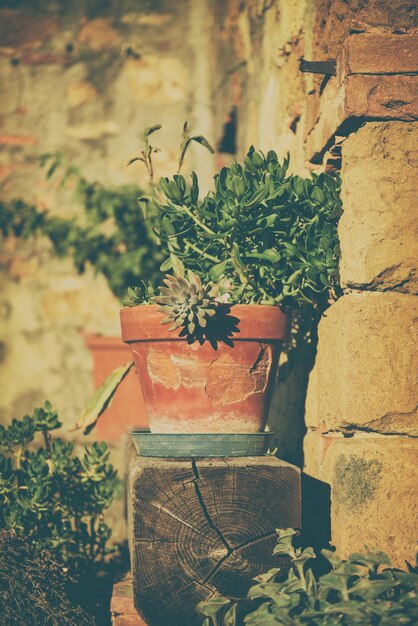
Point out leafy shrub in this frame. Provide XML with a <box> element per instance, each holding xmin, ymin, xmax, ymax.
<box><xmin>149</xmin><ymin>147</ymin><xmax>342</xmax><ymax>310</ymax></box>
<box><xmin>0</xmin><ymin>530</ymin><xmax>94</xmax><ymax>626</ymax></box>
<box><xmin>0</xmin><ymin>402</ymin><xmax>116</xmax><ymax>577</ymax></box>
<box><xmin>123</xmin><ymin>137</ymin><xmax>341</xmax><ymax>343</ymax></box>
<box><xmin>0</xmin><ymin>160</ymin><xmax>165</xmax><ymax>300</ymax></box>
<box><xmin>197</xmin><ymin>529</ymin><xmax>418</xmax><ymax>626</ymax></box>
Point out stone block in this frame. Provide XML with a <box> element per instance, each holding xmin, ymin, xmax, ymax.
<box><xmin>0</xmin><ymin>134</ymin><xmax>37</xmax><ymax>146</ymax></box>
<box><xmin>305</xmin><ymin>30</ymin><xmax>418</xmax><ymax>161</ymax></box>
<box><xmin>19</xmin><ymin>52</ymin><xmax>71</xmax><ymax>66</ymax></box>
<box><xmin>78</xmin><ymin>17</ymin><xmax>119</xmax><ymax>51</ymax></box>
<box><xmin>345</xmin><ymin>74</ymin><xmax>418</xmax><ymax>121</ymax></box>
<box><xmin>339</xmin><ymin>122</ymin><xmax>418</xmax><ymax>293</ymax></box>
<box><xmin>66</xmin><ymin>120</ymin><xmax>120</xmax><ymax>141</ymax></box>
<box><xmin>306</xmin><ymin>75</ymin><xmax>418</xmax><ymax>160</ymax></box>
<box><xmin>305</xmin><ymin>292</ymin><xmax>418</xmax><ymax>435</ymax></box>
<box><xmin>342</xmin><ymin>32</ymin><xmax>418</xmax><ymax>76</ymax></box>
<box><xmin>119</xmin><ymin>56</ymin><xmax>188</xmax><ymax>104</ymax></box>
<box><xmin>304</xmin><ymin>431</ymin><xmax>417</xmax><ymax>567</ymax></box>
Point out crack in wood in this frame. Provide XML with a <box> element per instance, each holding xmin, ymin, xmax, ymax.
<box><xmin>202</xmin><ymin>551</ymin><xmax>233</xmax><ymax>585</ymax></box>
<box><xmin>191</xmin><ymin>459</ymin><xmax>232</xmax><ymax>552</ymax></box>
<box><xmin>201</xmin><ymin>532</ymin><xmax>278</xmax><ymax>585</ymax></box>
<box><xmin>234</xmin><ymin>530</ymin><xmax>277</xmax><ymax>551</ymax></box>
<box><xmin>190</xmin><ymin>460</ymin><xmax>281</xmax><ymax>588</ymax></box>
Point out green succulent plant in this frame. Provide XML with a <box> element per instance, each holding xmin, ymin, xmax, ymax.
<box><xmin>124</xmin><ymin>129</ymin><xmax>342</xmax><ymax>345</ymax></box>
<box><xmin>149</xmin><ymin>146</ymin><xmax>342</xmax><ymax>311</ymax></box>
<box><xmin>0</xmin><ymin>403</ymin><xmax>117</xmax><ymax>578</ymax></box>
<box><xmin>197</xmin><ymin>529</ymin><xmax>418</xmax><ymax>626</ymax></box>
<box><xmin>123</xmin><ymin>281</ymin><xmax>156</xmax><ymax>307</ymax></box>
<box><xmin>155</xmin><ymin>270</ymin><xmax>220</xmax><ymax>337</ymax></box>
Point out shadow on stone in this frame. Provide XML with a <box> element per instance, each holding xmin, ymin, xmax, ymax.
<box><xmin>301</xmin><ymin>473</ymin><xmax>332</xmax><ymax>575</ymax></box>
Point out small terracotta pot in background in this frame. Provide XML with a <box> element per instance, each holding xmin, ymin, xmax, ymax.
<box><xmin>84</xmin><ymin>334</ymin><xmax>149</xmax><ymax>441</ymax></box>
<box><xmin>120</xmin><ymin>305</ymin><xmax>288</xmax><ymax>434</ymax></box>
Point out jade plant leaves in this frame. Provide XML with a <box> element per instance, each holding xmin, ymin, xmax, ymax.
<box><xmin>150</xmin><ymin>147</ymin><xmax>342</xmax><ymax>309</ymax></box>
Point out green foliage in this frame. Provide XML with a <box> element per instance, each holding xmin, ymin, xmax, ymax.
<box><xmin>197</xmin><ymin>529</ymin><xmax>418</xmax><ymax>626</ymax></box>
<box><xmin>0</xmin><ymin>402</ymin><xmax>116</xmax><ymax>578</ymax></box>
<box><xmin>0</xmin><ymin>530</ymin><xmax>94</xmax><ymax>626</ymax></box>
<box><xmin>0</xmin><ymin>157</ymin><xmax>165</xmax><ymax>300</ymax></box>
<box><xmin>124</xmin><ymin>281</ymin><xmax>157</xmax><ymax>307</ymax></box>
<box><xmin>178</xmin><ymin>121</ymin><xmax>215</xmax><ymax>174</ymax></box>
<box><xmin>128</xmin><ymin>122</ymin><xmax>215</xmax><ymax>181</ymax></box>
<box><xmin>127</xmin><ymin>124</ymin><xmax>163</xmax><ymax>184</ymax></box>
<box><xmin>152</xmin><ymin>147</ymin><xmax>342</xmax><ymax>309</ymax></box>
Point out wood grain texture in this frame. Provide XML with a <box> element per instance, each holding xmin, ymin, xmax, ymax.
<box><xmin>128</xmin><ymin>456</ymin><xmax>301</xmax><ymax>626</ymax></box>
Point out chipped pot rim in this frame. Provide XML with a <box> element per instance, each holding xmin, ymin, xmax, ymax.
<box><xmin>120</xmin><ymin>304</ymin><xmax>288</xmax><ymax>342</ymax></box>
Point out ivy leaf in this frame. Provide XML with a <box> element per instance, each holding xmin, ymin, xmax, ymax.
<box><xmin>196</xmin><ymin>596</ymin><xmax>230</xmax><ymax>617</ymax></box>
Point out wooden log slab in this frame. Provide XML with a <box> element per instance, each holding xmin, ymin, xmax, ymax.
<box><xmin>128</xmin><ymin>455</ymin><xmax>301</xmax><ymax>626</ymax></box>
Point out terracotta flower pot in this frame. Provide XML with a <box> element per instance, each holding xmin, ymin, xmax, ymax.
<box><xmin>84</xmin><ymin>334</ymin><xmax>149</xmax><ymax>441</ymax></box>
<box><xmin>120</xmin><ymin>304</ymin><xmax>288</xmax><ymax>434</ymax></box>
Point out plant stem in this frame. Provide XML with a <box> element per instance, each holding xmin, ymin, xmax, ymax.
<box><xmin>15</xmin><ymin>447</ymin><xmax>22</xmax><ymax>470</ymax></box>
<box><xmin>181</xmin><ymin>205</ymin><xmax>216</xmax><ymax>236</ymax></box>
<box><xmin>184</xmin><ymin>240</ymin><xmax>221</xmax><ymax>263</ymax></box>
<box><xmin>90</xmin><ymin>515</ymin><xmax>97</xmax><ymax>559</ymax></box>
<box><xmin>42</xmin><ymin>429</ymin><xmax>51</xmax><ymax>456</ymax></box>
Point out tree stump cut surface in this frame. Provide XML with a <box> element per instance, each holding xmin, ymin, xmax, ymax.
<box><xmin>128</xmin><ymin>455</ymin><xmax>301</xmax><ymax>626</ymax></box>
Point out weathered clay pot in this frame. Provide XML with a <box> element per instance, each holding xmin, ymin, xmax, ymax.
<box><xmin>120</xmin><ymin>304</ymin><xmax>288</xmax><ymax>434</ymax></box>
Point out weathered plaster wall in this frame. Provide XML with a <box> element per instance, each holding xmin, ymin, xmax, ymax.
<box><xmin>211</xmin><ymin>0</ymin><xmax>314</xmax><ymax>173</ymax></box>
<box><xmin>0</xmin><ymin>0</ymin><xmax>215</xmax><ymax>427</ymax></box>
<box><xmin>0</xmin><ymin>0</ymin><xmax>216</xmax><ymax>542</ymax></box>
<box><xmin>209</xmin><ymin>0</ymin><xmax>320</xmax><ymax>467</ymax></box>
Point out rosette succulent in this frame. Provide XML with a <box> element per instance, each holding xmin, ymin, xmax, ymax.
<box><xmin>154</xmin><ymin>271</ymin><xmax>220</xmax><ymax>340</ymax></box>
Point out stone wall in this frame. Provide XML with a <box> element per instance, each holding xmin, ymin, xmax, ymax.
<box><xmin>304</xmin><ymin>123</ymin><xmax>417</xmax><ymax>567</ymax></box>
<box><xmin>210</xmin><ymin>0</ymin><xmax>417</xmax><ymax>566</ymax></box>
